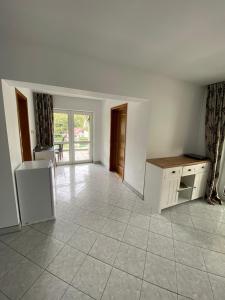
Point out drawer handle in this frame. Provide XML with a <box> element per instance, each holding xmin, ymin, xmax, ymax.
<box><xmin>188</xmin><ymin>169</ymin><xmax>191</xmax><ymax>171</ymax></box>
<box><xmin>172</xmin><ymin>171</ymin><xmax>176</xmax><ymax>174</ymax></box>
<box><xmin>202</xmin><ymin>166</ymin><xmax>205</xmax><ymax>169</ymax></box>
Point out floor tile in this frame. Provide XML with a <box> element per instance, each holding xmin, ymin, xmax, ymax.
<box><xmin>176</xmin><ymin>263</ymin><xmax>213</xmax><ymax>300</ymax></box>
<box><xmin>0</xmin><ymin>291</ymin><xmax>8</xmax><ymax>300</ymax></box>
<box><xmin>216</xmin><ymin>222</ymin><xmax>225</xmax><ymax>237</ymax></box>
<box><xmin>144</xmin><ymin>252</ymin><xmax>177</xmax><ymax>293</ymax></box>
<box><xmin>101</xmin><ymin>219</ymin><xmax>126</xmax><ymax>240</ymax></box>
<box><xmin>171</xmin><ymin>212</ymin><xmax>194</xmax><ymax>228</ymax></box>
<box><xmin>9</xmin><ymin>229</ymin><xmax>48</xmax><ymax>255</ymax></box>
<box><xmin>72</xmin><ymin>256</ymin><xmax>112</xmax><ymax>300</ymax></box>
<box><xmin>78</xmin><ymin>212</ymin><xmax>107</xmax><ymax>232</ymax></box>
<box><xmin>128</xmin><ymin>212</ymin><xmax>150</xmax><ymax>230</ymax></box>
<box><xmin>209</xmin><ymin>273</ymin><xmax>225</xmax><ymax>300</ymax></box>
<box><xmin>109</xmin><ymin>207</ymin><xmax>131</xmax><ymax>223</ymax></box>
<box><xmin>204</xmin><ymin>234</ymin><xmax>225</xmax><ymax>254</ymax></box>
<box><xmin>150</xmin><ymin>217</ymin><xmax>173</xmax><ymax>238</ymax></box>
<box><xmin>62</xmin><ymin>286</ymin><xmax>93</xmax><ymax>300</ymax></box>
<box><xmin>202</xmin><ymin>248</ymin><xmax>225</xmax><ymax>277</ymax></box>
<box><xmin>123</xmin><ymin>225</ymin><xmax>148</xmax><ymax>250</ymax></box>
<box><xmin>0</xmin><ymin>226</ymin><xmax>31</xmax><ymax>244</ymax></box>
<box><xmin>172</xmin><ymin>224</ymin><xmax>202</xmax><ymax>247</ymax></box>
<box><xmin>151</xmin><ymin>210</ymin><xmax>171</xmax><ymax>222</ymax></box>
<box><xmin>168</xmin><ymin>203</ymin><xmax>191</xmax><ymax>215</ymax></box>
<box><xmin>21</xmin><ymin>271</ymin><xmax>68</xmax><ymax>300</ymax></box>
<box><xmin>89</xmin><ymin>235</ymin><xmax>120</xmax><ymax>265</ymax></box>
<box><xmin>26</xmin><ymin>237</ymin><xmax>64</xmax><ymax>268</ymax></box>
<box><xmin>67</xmin><ymin>226</ymin><xmax>99</xmax><ymax>253</ymax></box>
<box><xmin>90</xmin><ymin>203</ymin><xmax>114</xmax><ymax>217</ymax></box>
<box><xmin>147</xmin><ymin>232</ymin><xmax>175</xmax><ymax>260</ymax></box>
<box><xmin>174</xmin><ymin>240</ymin><xmax>205</xmax><ymax>270</ymax></box>
<box><xmin>140</xmin><ymin>280</ymin><xmax>177</xmax><ymax>300</ymax></box>
<box><xmin>114</xmin><ymin>242</ymin><xmax>146</xmax><ymax>278</ymax></box>
<box><xmin>0</xmin><ymin>245</ymin><xmax>25</xmax><ymax>279</ymax></box>
<box><xmin>178</xmin><ymin>296</ymin><xmax>191</xmax><ymax>300</ymax></box>
<box><xmin>113</xmin><ymin>197</ymin><xmax>135</xmax><ymax>210</ymax></box>
<box><xmin>191</xmin><ymin>216</ymin><xmax>220</xmax><ymax>234</ymax></box>
<box><xmin>0</xmin><ymin>258</ymin><xmax>42</xmax><ymax>300</ymax></box>
<box><xmin>31</xmin><ymin>219</ymin><xmax>79</xmax><ymax>242</ymax></box>
<box><xmin>47</xmin><ymin>245</ymin><xmax>86</xmax><ymax>283</ymax></box>
<box><xmin>132</xmin><ymin>201</ymin><xmax>152</xmax><ymax>216</ymax></box>
<box><xmin>102</xmin><ymin>268</ymin><xmax>142</xmax><ymax>300</ymax></box>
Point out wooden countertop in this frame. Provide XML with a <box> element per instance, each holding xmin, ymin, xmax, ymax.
<box><xmin>146</xmin><ymin>156</ymin><xmax>209</xmax><ymax>169</ymax></box>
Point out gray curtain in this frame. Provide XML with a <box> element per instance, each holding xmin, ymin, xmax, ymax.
<box><xmin>205</xmin><ymin>82</ymin><xmax>225</xmax><ymax>204</ymax></box>
<box><xmin>33</xmin><ymin>93</ymin><xmax>53</xmax><ymax>148</ymax></box>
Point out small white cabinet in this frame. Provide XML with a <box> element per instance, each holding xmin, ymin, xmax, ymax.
<box><xmin>144</xmin><ymin>156</ymin><xmax>210</xmax><ymax>213</ymax></box>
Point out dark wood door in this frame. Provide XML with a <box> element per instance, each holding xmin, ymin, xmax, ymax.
<box><xmin>16</xmin><ymin>89</ymin><xmax>32</xmax><ymax>161</ymax></box>
<box><xmin>110</xmin><ymin>104</ymin><xmax>127</xmax><ymax>179</ymax></box>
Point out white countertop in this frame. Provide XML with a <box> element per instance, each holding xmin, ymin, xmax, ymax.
<box><xmin>16</xmin><ymin>160</ymin><xmax>52</xmax><ymax>171</ymax></box>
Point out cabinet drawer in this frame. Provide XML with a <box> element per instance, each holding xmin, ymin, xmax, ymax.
<box><xmin>182</xmin><ymin>165</ymin><xmax>195</xmax><ymax>176</ymax></box>
<box><xmin>195</xmin><ymin>162</ymin><xmax>210</xmax><ymax>173</ymax></box>
<box><xmin>163</xmin><ymin>167</ymin><xmax>182</xmax><ymax>179</ymax></box>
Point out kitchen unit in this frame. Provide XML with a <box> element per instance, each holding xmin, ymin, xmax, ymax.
<box><xmin>144</xmin><ymin>156</ymin><xmax>210</xmax><ymax>213</ymax></box>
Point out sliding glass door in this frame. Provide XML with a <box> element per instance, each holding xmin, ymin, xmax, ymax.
<box><xmin>53</xmin><ymin>110</ymin><xmax>93</xmax><ymax>165</ymax></box>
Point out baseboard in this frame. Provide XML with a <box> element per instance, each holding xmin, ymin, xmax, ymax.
<box><xmin>123</xmin><ymin>180</ymin><xmax>144</xmax><ymax>199</ymax></box>
<box><xmin>0</xmin><ymin>224</ymin><xmax>21</xmax><ymax>236</ymax></box>
<box><xmin>93</xmin><ymin>161</ymin><xmax>103</xmax><ymax>165</ymax></box>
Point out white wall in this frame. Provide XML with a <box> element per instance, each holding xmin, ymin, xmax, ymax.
<box><xmin>101</xmin><ymin>83</ymin><xmax>204</xmax><ymax>195</ymax></box>
<box><xmin>2</xmin><ymin>81</ymin><xmax>36</xmax><ymax>171</ymax></box>
<box><xmin>0</xmin><ymin>81</ymin><xmax>20</xmax><ymax>228</ymax></box>
<box><xmin>0</xmin><ymin>80</ymin><xmax>36</xmax><ymax>229</ymax></box>
<box><xmin>146</xmin><ymin>81</ymin><xmax>205</xmax><ymax>158</ymax></box>
<box><xmin>53</xmin><ymin>95</ymin><xmax>102</xmax><ymax>162</ymax></box>
<box><xmin>101</xmin><ymin>100</ymin><xmax>150</xmax><ymax>194</ymax></box>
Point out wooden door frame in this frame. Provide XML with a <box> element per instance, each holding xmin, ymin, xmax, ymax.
<box><xmin>15</xmin><ymin>88</ymin><xmax>32</xmax><ymax>161</ymax></box>
<box><xmin>109</xmin><ymin>103</ymin><xmax>128</xmax><ymax>180</ymax></box>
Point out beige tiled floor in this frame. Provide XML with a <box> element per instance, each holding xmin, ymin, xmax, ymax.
<box><xmin>1</xmin><ymin>164</ymin><xmax>225</xmax><ymax>299</ymax></box>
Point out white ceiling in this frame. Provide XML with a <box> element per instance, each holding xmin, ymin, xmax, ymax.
<box><xmin>1</xmin><ymin>0</ymin><xmax>225</xmax><ymax>84</ymax></box>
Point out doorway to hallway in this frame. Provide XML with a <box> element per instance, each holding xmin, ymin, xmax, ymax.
<box><xmin>16</xmin><ymin>88</ymin><xmax>32</xmax><ymax>161</ymax></box>
<box><xmin>109</xmin><ymin>103</ymin><xmax>127</xmax><ymax>179</ymax></box>
<box><xmin>53</xmin><ymin>110</ymin><xmax>93</xmax><ymax>165</ymax></box>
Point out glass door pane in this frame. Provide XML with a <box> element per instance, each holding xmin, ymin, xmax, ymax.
<box><xmin>73</xmin><ymin>113</ymin><xmax>92</xmax><ymax>162</ymax></box>
<box><xmin>74</xmin><ymin>142</ymin><xmax>90</xmax><ymax>161</ymax></box>
<box><xmin>53</xmin><ymin>112</ymin><xmax>70</xmax><ymax>164</ymax></box>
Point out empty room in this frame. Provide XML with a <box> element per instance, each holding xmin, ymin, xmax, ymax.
<box><xmin>1</xmin><ymin>1</ymin><xmax>225</xmax><ymax>300</ymax></box>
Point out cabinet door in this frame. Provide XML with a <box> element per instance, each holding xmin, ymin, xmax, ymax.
<box><xmin>192</xmin><ymin>172</ymin><xmax>208</xmax><ymax>200</ymax></box>
<box><xmin>161</xmin><ymin>177</ymin><xmax>180</xmax><ymax>209</ymax></box>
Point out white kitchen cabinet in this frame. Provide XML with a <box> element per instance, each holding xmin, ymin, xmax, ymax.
<box><xmin>144</xmin><ymin>156</ymin><xmax>210</xmax><ymax>213</ymax></box>
<box><xmin>192</xmin><ymin>172</ymin><xmax>208</xmax><ymax>200</ymax></box>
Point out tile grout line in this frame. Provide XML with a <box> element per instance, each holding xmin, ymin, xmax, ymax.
<box><xmin>99</xmin><ymin>214</ymin><xmax>131</xmax><ymax>300</ymax></box>
<box><xmin>138</xmin><ymin>222</ymin><xmax>149</xmax><ymax>300</ymax></box>
<box><xmin>200</xmin><ymin>248</ymin><xmax>216</xmax><ymax>300</ymax></box>
<box><xmin>171</xmin><ymin>218</ymin><xmax>179</xmax><ymax>296</ymax></box>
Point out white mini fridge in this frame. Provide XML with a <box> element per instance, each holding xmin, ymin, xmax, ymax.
<box><xmin>15</xmin><ymin>160</ymin><xmax>55</xmax><ymax>225</ymax></box>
